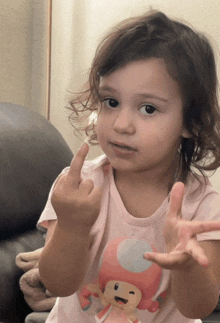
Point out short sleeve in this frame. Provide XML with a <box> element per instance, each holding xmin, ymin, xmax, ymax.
<box><xmin>182</xmin><ymin>175</ymin><xmax>220</xmax><ymax>242</ymax></box>
<box><xmin>196</xmin><ymin>191</ymin><xmax>220</xmax><ymax>241</ymax></box>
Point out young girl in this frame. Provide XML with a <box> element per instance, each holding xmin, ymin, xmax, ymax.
<box><xmin>38</xmin><ymin>10</ymin><xmax>220</xmax><ymax>323</ymax></box>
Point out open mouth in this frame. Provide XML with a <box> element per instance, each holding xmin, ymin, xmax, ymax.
<box><xmin>115</xmin><ymin>296</ymin><xmax>128</xmax><ymax>304</ymax></box>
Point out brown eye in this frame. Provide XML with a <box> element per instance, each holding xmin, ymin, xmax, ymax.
<box><xmin>140</xmin><ymin>104</ymin><xmax>156</xmax><ymax>115</ymax></box>
<box><xmin>103</xmin><ymin>98</ymin><xmax>119</xmax><ymax>108</ymax></box>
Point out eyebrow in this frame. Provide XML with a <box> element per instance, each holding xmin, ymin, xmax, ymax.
<box><xmin>98</xmin><ymin>86</ymin><xmax>168</xmax><ymax>103</ymax></box>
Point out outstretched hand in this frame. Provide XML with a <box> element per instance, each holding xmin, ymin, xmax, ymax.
<box><xmin>144</xmin><ymin>182</ymin><xmax>220</xmax><ymax>269</ymax></box>
<box><xmin>51</xmin><ymin>142</ymin><xmax>103</xmax><ymax>233</ymax></box>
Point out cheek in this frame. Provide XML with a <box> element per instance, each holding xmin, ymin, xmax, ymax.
<box><xmin>96</xmin><ymin>113</ymin><xmax>106</xmax><ymax>130</ymax></box>
<box><xmin>139</xmin><ymin>117</ymin><xmax>183</xmax><ymax>143</ymax></box>
<box><xmin>96</xmin><ymin>117</ymin><xmax>104</xmax><ymax>138</ymax></box>
<box><xmin>96</xmin><ymin>114</ymin><xmax>111</xmax><ymax>144</ymax></box>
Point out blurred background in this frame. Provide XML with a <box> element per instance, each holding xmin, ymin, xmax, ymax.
<box><xmin>1</xmin><ymin>0</ymin><xmax>220</xmax><ymax>191</ymax></box>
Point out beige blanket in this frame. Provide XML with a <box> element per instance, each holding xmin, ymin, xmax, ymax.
<box><xmin>16</xmin><ymin>248</ymin><xmax>56</xmax><ymax>312</ymax></box>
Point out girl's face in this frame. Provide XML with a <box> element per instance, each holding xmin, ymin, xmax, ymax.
<box><xmin>96</xmin><ymin>58</ymin><xmax>189</xmax><ymax>178</ymax></box>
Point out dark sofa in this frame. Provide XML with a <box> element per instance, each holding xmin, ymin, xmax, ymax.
<box><xmin>0</xmin><ymin>103</ymin><xmax>73</xmax><ymax>323</ymax></box>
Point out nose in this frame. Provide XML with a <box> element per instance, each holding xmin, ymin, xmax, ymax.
<box><xmin>113</xmin><ymin>108</ymin><xmax>135</xmax><ymax>134</ymax></box>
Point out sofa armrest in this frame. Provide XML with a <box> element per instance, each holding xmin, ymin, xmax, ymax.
<box><xmin>0</xmin><ymin>229</ymin><xmax>45</xmax><ymax>323</ymax></box>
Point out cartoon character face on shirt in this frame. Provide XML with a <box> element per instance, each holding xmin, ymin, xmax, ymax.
<box><xmin>79</xmin><ymin>237</ymin><xmax>166</xmax><ymax>316</ymax></box>
<box><xmin>103</xmin><ymin>280</ymin><xmax>142</xmax><ymax>311</ymax></box>
<box><xmin>98</xmin><ymin>237</ymin><xmax>164</xmax><ymax>311</ymax></box>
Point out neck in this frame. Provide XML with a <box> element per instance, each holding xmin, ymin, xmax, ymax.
<box><xmin>113</xmin><ymin>156</ymin><xmax>181</xmax><ymax>195</ymax></box>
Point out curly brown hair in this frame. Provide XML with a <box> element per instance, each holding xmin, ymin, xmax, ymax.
<box><xmin>68</xmin><ymin>10</ymin><xmax>220</xmax><ymax>182</ymax></box>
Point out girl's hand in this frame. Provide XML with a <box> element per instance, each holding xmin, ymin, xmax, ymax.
<box><xmin>51</xmin><ymin>143</ymin><xmax>103</xmax><ymax>234</ymax></box>
<box><xmin>144</xmin><ymin>182</ymin><xmax>220</xmax><ymax>269</ymax></box>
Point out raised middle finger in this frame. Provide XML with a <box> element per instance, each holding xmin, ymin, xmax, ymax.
<box><xmin>66</xmin><ymin>142</ymin><xmax>89</xmax><ymax>188</ymax></box>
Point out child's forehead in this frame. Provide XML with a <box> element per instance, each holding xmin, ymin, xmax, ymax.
<box><xmin>98</xmin><ymin>58</ymin><xmax>180</xmax><ymax>98</ymax></box>
<box><xmin>99</xmin><ymin>58</ymin><xmax>169</xmax><ymax>81</ymax></box>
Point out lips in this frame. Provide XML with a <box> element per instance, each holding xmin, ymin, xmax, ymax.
<box><xmin>110</xmin><ymin>141</ymin><xmax>137</xmax><ymax>151</ymax></box>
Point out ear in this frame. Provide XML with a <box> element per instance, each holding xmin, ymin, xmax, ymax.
<box><xmin>181</xmin><ymin>128</ymin><xmax>191</xmax><ymax>139</ymax></box>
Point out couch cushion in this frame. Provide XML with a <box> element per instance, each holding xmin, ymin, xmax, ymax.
<box><xmin>0</xmin><ymin>230</ymin><xmax>45</xmax><ymax>322</ymax></box>
<box><xmin>0</xmin><ymin>103</ymin><xmax>73</xmax><ymax>240</ymax></box>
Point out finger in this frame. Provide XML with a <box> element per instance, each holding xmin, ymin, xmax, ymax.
<box><xmin>88</xmin><ymin>186</ymin><xmax>103</xmax><ymax>212</ymax></box>
<box><xmin>187</xmin><ymin>220</ymin><xmax>220</xmax><ymax>236</ymax></box>
<box><xmin>176</xmin><ymin>226</ymin><xmax>192</xmax><ymax>250</ymax></box>
<box><xmin>143</xmin><ymin>251</ymin><xmax>190</xmax><ymax>269</ymax></box>
<box><xmin>79</xmin><ymin>179</ymin><xmax>94</xmax><ymax>194</ymax></box>
<box><xmin>89</xmin><ymin>186</ymin><xmax>103</xmax><ymax>201</ymax></box>
<box><xmin>66</xmin><ymin>142</ymin><xmax>89</xmax><ymax>187</ymax></box>
<box><xmin>176</xmin><ymin>228</ymin><xmax>209</xmax><ymax>267</ymax></box>
<box><xmin>168</xmin><ymin>182</ymin><xmax>185</xmax><ymax>219</ymax></box>
<box><xmin>185</xmin><ymin>239</ymin><xmax>209</xmax><ymax>267</ymax></box>
<box><xmin>53</xmin><ymin>173</ymin><xmax>66</xmax><ymax>191</ymax></box>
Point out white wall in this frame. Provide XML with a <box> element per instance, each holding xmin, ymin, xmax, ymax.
<box><xmin>50</xmin><ymin>0</ymin><xmax>220</xmax><ymax>191</ymax></box>
<box><xmin>0</xmin><ymin>0</ymin><xmax>48</xmax><ymax>116</ymax></box>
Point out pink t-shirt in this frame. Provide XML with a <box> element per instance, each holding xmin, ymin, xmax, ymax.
<box><xmin>38</xmin><ymin>155</ymin><xmax>220</xmax><ymax>323</ymax></box>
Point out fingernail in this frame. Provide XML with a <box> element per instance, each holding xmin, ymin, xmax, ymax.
<box><xmin>84</xmin><ymin>137</ymin><xmax>90</xmax><ymax>145</ymax></box>
<box><xmin>143</xmin><ymin>253</ymin><xmax>150</xmax><ymax>260</ymax></box>
<box><xmin>78</xmin><ymin>141</ymin><xmax>89</xmax><ymax>152</ymax></box>
<box><xmin>202</xmin><ymin>259</ymin><xmax>209</xmax><ymax>268</ymax></box>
